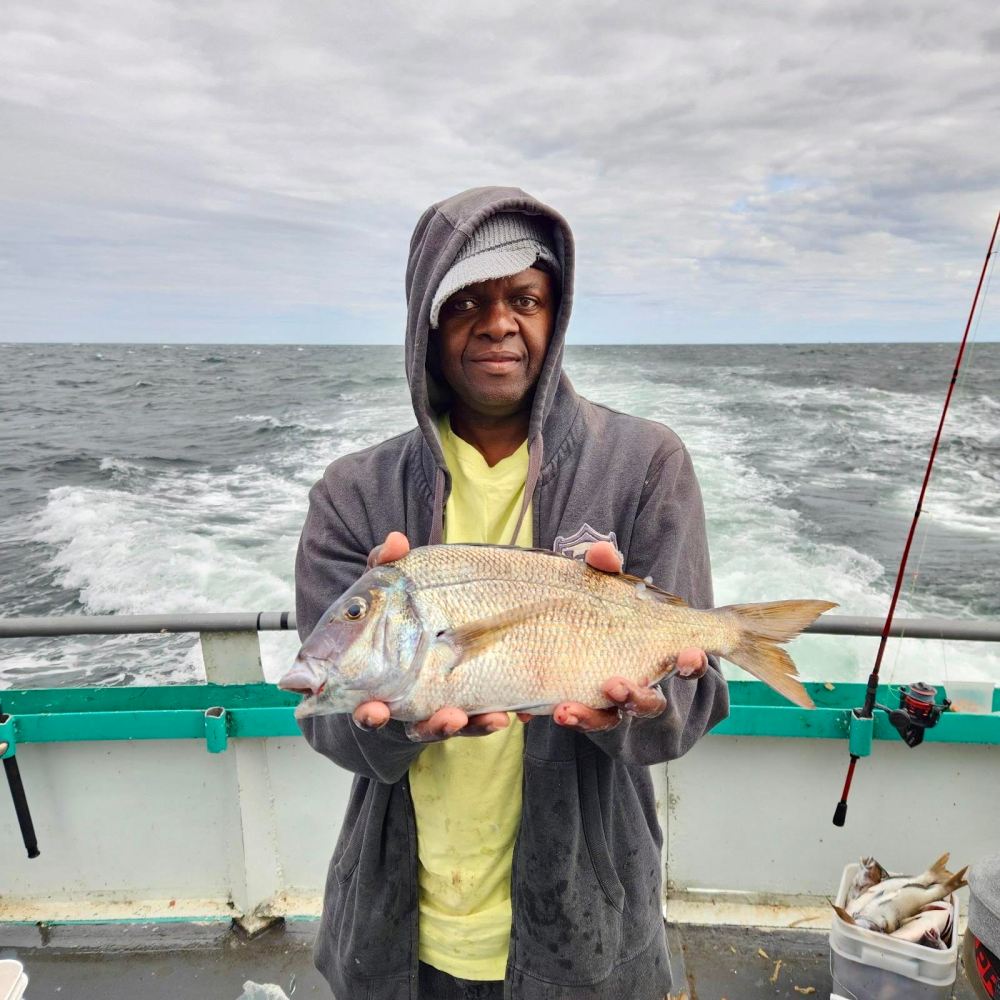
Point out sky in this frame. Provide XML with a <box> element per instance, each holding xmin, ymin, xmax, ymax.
<box><xmin>2</xmin><ymin>0</ymin><xmax>1000</xmax><ymax>344</ymax></box>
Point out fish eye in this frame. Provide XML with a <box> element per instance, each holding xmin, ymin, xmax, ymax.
<box><xmin>343</xmin><ymin>598</ymin><xmax>368</xmax><ymax>621</ymax></box>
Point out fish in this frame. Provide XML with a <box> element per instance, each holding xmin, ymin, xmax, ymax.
<box><xmin>890</xmin><ymin>902</ymin><xmax>953</xmax><ymax>947</ymax></box>
<box><xmin>280</xmin><ymin>543</ymin><xmax>836</xmax><ymax>720</ymax></box>
<box><xmin>846</xmin><ymin>856</ymin><xmax>891</xmax><ymax>905</ymax></box>
<box><xmin>921</xmin><ymin>927</ymin><xmax>948</xmax><ymax>950</ymax></box>
<box><xmin>835</xmin><ymin>853</ymin><xmax>967</xmax><ymax>935</ymax></box>
<box><xmin>846</xmin><ymin>853</ymin><xmax>953</xmax><ymax>916</ymax></box>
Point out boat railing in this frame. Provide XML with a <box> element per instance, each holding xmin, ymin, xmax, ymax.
<box><xmin>2</xmin><ymin>611</ymin><xmax>1000</xmax><ymax>640</ymax></box>
<box><xmin>1</xmin><ymin>612</ymin><xmax>996</xmax><ymax>752</ymax></box>
<box><xmin>1</xmin><ymin>611</ymin><xmax>998</xmax><ymax>932</ymax></box>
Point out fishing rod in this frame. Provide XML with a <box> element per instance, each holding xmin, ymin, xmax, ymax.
<box><xmin>832</xmin><ymin>209</ymin><xmax>1000</xmax><ymax>828</ymax></box>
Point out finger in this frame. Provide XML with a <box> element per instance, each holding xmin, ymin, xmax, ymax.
<box><xmin>461</xmin><ymin>711</ymin><xmax>511</xmax><ymax>737</ymax></box>
<box><xmin>553</xmin><ymin>701</ymin><xmax>622</xmax><ymax>732</ymax></box>
<box><xmin>676</xmin><ymin>647</ymin><xmax>709</xmax><ymax>678</ymax></box>
<box><xmin>515</xmin><ymin>712</ymin><xmax>534</xmax><ymax>724</ymax></box>
<box><xmin>353</xmin><ymin>701</ymin><xmax>391</xmax><ymax>731</ymax></box>
<box><xmin>624</xmin><ymin>686</ymin><xmax>668</xmax><ymax>719</ymax></box>
<box><xmin>602</xmin><ymin>677</ymin><xmax>668</xmax><ymax>719</ymax></box>
<box><xmin>369</xmin><ymin>531</ymin><xmax>410</xmax><ymax>568</ymax></box>
<box><xmin>406</xmin><ymin>706</ymin><xmax>469</xmax><ymax>742</ymax></box>
<box><xmin>584</xmin><ymin>540</ymin><xmax>623</xmax><ymax>574</ymax></box>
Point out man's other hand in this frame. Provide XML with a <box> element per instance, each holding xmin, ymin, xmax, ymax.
<box><xmin>354</xmin><ymin>700</ymin><xmax>515</xmax><ymax>743</ymax></box>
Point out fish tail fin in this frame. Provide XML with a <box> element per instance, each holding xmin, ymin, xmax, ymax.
<box><xmin>943</xmin><ymin>866</ymin><xmax>969</xmax><ymax>895</ymax></box>
<box><xmin>929</xmin><ymin>852</ymin><xmax>951</xmax><ymax>876</ymax></box>
<box><xmin>719</xmin><ymin>600</ymin><xmax>836</xmax><ymax>709</ymax></box>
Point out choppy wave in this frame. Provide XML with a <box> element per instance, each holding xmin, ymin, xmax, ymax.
<box><xmin>1</xmin><ymin>342</ymin><xmax>998</xmax><ymax>689</ymax></box>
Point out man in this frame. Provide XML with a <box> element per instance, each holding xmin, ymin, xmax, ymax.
<box><xmin>294</xmin><ymin>186</ymin><xmax>730</xmax><ymax>999</ymax></box>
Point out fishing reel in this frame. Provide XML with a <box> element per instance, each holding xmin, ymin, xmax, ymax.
<box><xmin>876</xmin><ymin>682</ymin><xmax>950</xmax><ymax>748</ymax></box>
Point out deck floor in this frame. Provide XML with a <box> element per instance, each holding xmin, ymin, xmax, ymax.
<box><xmin>0</xmin><ymin>920</ymin><xmax>980</xmax><ymax>999</ymax></box>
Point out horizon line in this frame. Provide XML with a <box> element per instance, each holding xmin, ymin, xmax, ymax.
<box><xmin>3</xmin><ymin>338</ymin><xmax>998</xmax><ymax>348</ymax></box>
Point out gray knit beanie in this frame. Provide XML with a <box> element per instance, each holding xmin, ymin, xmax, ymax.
<box><xmin>429</xmin><ymin>212</ymin><xmax>561</xmax><ymax>329</ymax></box>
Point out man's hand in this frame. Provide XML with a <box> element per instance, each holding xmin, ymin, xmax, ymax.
<box><xmin>543</xmin><ymin>540</ymin><xmax>708</xmax><ymax>733</ymax></box>
<box><xmin>355</xmin><ymin>532</ymin><xmax>513</xmax><ymax>741</ymax></box>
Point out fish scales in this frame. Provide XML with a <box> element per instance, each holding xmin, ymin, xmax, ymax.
<box><xmin>282</xmin><ymin>544</ymin><xmax>835</xmax><ymax>719</ymax></box>
<box><xmin>401</xmin><ymin>548</ymin><xmax>731</xmax><ymax>715</ymax></box>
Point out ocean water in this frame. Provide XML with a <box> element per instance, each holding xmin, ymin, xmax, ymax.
<box><xmin>1</xmin><ymin>342</ymin><xmax>998</xmax><ymax>690</ymax></box>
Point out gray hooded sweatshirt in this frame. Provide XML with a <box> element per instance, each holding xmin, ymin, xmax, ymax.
<box><xmin>295</xmin><ymin>185</ymin><xmax>730</xmax><ymax>999</ymax></box>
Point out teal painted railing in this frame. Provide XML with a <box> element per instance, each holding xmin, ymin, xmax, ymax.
<box><xmin>2</xmin><ymin>681</ymin><xmax>998</xmax><ymax>758</ymax></box>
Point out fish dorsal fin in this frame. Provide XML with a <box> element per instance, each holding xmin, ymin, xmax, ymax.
<box><xmin>618</xmin><ymin>573</ymin><xmax>689</xmax><ymax>605</ymax></box>
<box><xmin>438</xmin><ymin>598</ymin><xmax>573</xmax><ymax>671</ymax></box>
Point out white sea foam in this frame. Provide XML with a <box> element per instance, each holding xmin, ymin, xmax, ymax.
<box><xmin>34</xmin><ymin>469</ymin><xmax>301</xmax><ymax>682</ymax></box>
<box><xmin>569</xmin><ymin>357</ymin><xmax>999</xmax><ymax>685</ymax></box>
<box><xmin>26</xmin><ymin>393</ymin><xmax>417</xmax><ymax>684</ymax></box>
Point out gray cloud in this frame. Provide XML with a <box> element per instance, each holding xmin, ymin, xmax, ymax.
<box><xmin>2</xmin><ymin>0</ymin><xmax>999</xmax><ymax>342</ymax></box>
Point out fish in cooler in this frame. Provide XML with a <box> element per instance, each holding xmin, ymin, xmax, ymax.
<box><xmin>835</xmin><ymin>853</ymin><xmax>968</xmax><ymax>937</ymax></box>
<box><xmin>846</xmin><ymin>856</ymin><xmax>891</xmax><ymax>905</ymax></box>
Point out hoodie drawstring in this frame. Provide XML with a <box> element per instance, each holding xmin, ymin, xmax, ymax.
<box><xmin>428</xmin><ymin>434</ymin><xmax>543</xmax><ymax>548</ymax></box>
<box><xmin>429</xmin><ymin>466</ymin><xmax>446</xmax><ymax>545</ymax></box>
<box><xmin>508</xmin><ymin>435</ymin><xmax>543</xmax><ymax>545</ymax></box>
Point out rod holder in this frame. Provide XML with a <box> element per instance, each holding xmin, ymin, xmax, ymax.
<box><xmin>848</xmin><ymin>710</ymin><xmax>874</xmax><ymax>758</ymax></box>
<box><xmin>0</xmin><ymin>713</ymin><xmax>15</xmax><ymax>758</ymax></box>
<box><xmin>204</xmin><ymin>706</ymin><xmax>229</xmax><ymax>753</ymax></box>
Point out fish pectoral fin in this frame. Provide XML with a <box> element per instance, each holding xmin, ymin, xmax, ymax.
<box><xmin>832</xmin><ymin>904</ymin><xmax>856</xmax><ymax>926</ymax></box>
<box><xmin>438</xmin><ymin>598</ymin><xmax>574</xmax><ymax>673</ymax></box>
<box><xmin>618</xmin><ymin>573</ymin><xmax>689</xmax><ymax>605</ymax></box>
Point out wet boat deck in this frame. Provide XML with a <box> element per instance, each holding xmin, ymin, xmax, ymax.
<box><xmin>0</xmin><ymin>920</ymin><xmax>979</xmax><ymax>999</ymax></box>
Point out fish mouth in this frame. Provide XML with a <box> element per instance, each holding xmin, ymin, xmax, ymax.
<box><xmin>278</xmin><ymin>655</ymin><xmax>327</xmax><ymax>697</ymax></box>
<box><xmin>285</xmin><ymin>681</ymin><xmax>325</xmax><ymax>698</ymax></box>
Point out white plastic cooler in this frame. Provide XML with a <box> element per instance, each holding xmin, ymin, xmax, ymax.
<box><xmin>829</xmin><ymin>863</ymin><xmax>959</xmax><ymax>999</ymax></box>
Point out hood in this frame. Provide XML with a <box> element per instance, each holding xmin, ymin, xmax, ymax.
<box><xmin>403</xmin><ymin>185</ymin><xmax>576</xmax><ymax>544</ymax></box>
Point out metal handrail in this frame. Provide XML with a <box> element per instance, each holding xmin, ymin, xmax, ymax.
<box><xmin>0</xmin><ymin>612</ymin><xmax>295</xmax><ymax>637</ymax></box>
<box><xmin>1</xmin><ymin>612</ymin><xmax>999</xmax><ymax>641</ymax></box>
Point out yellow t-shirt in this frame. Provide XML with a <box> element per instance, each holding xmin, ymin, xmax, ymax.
<box><xmin>408</xmin><ymin>415</ymin><xmax>531</xmax><ymax>981</ymax></box>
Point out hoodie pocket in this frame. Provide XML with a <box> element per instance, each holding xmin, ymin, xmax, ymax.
<box><xmin>314</xmin><ymin>787</ymin><xmax>414</xmax><ymax>981</ymax></box>
<box><xmin>513</xmin><ymin>754</ymin><xmax>625</xmax><ymax>985</ymax></box>
<box><xmin>331</xmin><ymin>814</ymin><xmax>364</xmax><ymax>884</ymax></box>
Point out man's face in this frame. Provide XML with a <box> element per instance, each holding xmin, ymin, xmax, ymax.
<box><xmin>434</xmin><ymin>266</ymin><xmax>556</xmax><ymax>419</ymax></box>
